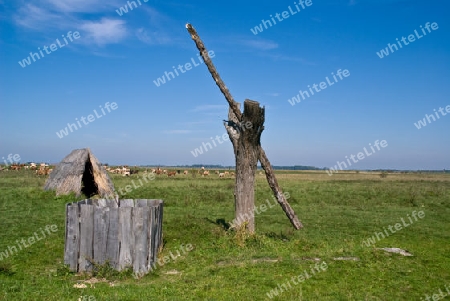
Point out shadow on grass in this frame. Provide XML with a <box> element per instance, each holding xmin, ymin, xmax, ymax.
<box><xmin>0</xmin><ymin>262</ymin><xmax>15</xmax><ymax>276</ymax></box>
<box><xmin>205</xmin><ymin>218</ymin><xmax>230</xmax><ymax>230</ymax></box>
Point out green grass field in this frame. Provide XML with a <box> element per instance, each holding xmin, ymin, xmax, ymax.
<box><xmin>0</xmin><ymin>169</ymin><xmax>449</xmax><ymax>300</ymax></box>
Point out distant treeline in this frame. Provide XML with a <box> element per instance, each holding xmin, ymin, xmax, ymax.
<box><xmin>100</xmin><ymin>163</ymin><xmax>449</xmax><ymax>173</ymax></box>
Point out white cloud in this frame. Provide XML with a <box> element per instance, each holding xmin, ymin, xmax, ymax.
<box><xmin>80</xmin><ymin>18</ymin><xmax>128</xmax><ymax>45</ymax></box>
<box><xmin>240</xmin><ymin>39</ymin><xmax>278</xmax><ymax>50</ymax></box>
<box><xmin>11</xmin><ymin>1</ymin><xmax>175</xmax><ymax>47</ymax></box>
<box><xmin>13</xmin><ymin>3</ymin><xmax>68</xmax><ymax>30</ymax></box>
<box><xmin>136</xmin><ymin>28</ymin><xmax>172</xmax><ymax>45</ymax></box>
<box><xmin>45</xmin><ymin>0</ymin><xmax>111</xmax><ymax>13</ymax></box>
<box><xmin>260</xmin><ymin>53</ymin><xmax>316</xmax><ymax>65</ymax></box>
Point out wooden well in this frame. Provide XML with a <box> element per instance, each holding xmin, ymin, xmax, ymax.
<box><xmin>64</xmin><ymin>199</ymin><xmax>163</xmax><ymax>275</ymax></box>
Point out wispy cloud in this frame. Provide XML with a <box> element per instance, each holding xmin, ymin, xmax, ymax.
<box><xmin>80</xmin><ymin>18</ymin><xmax>128</xmax><ymax>45</ymax></box>
<box><xmin>44</xmin><ymin>0</ymin><xmax>111</xmax><ymax>13</ymax></box>
<box><xmin>239</xmin><ymin>39</ymin><xmax>278</xmax><ymax>50</ymax></box>
<box><xmin>136</xmin><ymin>28</ymin><xmax>172</xmax><ymax>45</ymax></box>
<box><xmin>136</xmin><ymin>6</ymin><xmax>179</xmax><ymax>45</ymax></box>
<box><xmin>13</xmin><ymin>3</ymin><xmax>69</xmax><ymax>30</ymax></box>
<box><xmin>11</xmin><ymin>0</ymin><xmax>174</xmax><ymax>47</ymax></box>
<box><xmin>12</xmin><ymin>0</ymin><xmax>114</xmax><ymax>30</ymax></box>
<box><xmin>260</xmin><ymin>53</ymin><xmax>316</xmax><ymax>65</ymax></box>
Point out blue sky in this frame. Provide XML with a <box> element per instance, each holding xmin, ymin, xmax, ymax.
<box><xmin>0</xmin><ymin>0</ymin><xmax>449</xmax><ymax>169</ymax></box>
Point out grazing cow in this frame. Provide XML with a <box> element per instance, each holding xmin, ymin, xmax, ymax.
<box><xmin>224</xmin><ymin>171</ymin><xmax>229</xmax><ymax>176</ymax></box>
<box><xmin>36</xmin><ymin>166</ymin><xmax>52</xmax><ymax>176</ymax></box>
<box><xmin>183</xmin><ymin>170</ymin><xmax>188</xmax><ymax>175</ymax></box>
<box><xmin>10</xmin><ymin>165</ymin><xmax>20</xmax><ymax>171</ymax></box>
<box><xmin>230</xmin><ymin>172</ymin><xmax>235</xmax><ymax>176</ymax></box>
<box><xmin>168</xmin><ymin>171</ymin><xmax>176</xmax><ymax>177</ymax></box>
<box><xmin>219</xmin><ymin>173</ymin><xmax>225</xmax><ymax>178</ymax></box>
<box><xmin>215</xmin><ymin>170</ymin><xmax>220</xmax><ymax>174</ymax></box>
<box><xmin>163</xmin><ymin>169</ymin><xmax>167</xmax><ymax>174</ymax></box>
<box><xmin>202</xmin><ymin>170</ymin><xmax>209</xmax><ymax>176</ymax></box>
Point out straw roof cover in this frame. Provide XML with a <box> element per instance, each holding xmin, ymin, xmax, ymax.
<box><xmin>44</xmin><ymin>148</ymin><xmax>115</xmax><ymax>198</ymax></box>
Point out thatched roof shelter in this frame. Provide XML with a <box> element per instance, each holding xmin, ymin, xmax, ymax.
<box><xmin>44</xmin><ymin>148</ymin><xmax>115</xmax><ymax>198</ymax></box>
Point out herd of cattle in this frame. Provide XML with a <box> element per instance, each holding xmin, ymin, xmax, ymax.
<box><xmin>104</xmin><ymin>166</ymin><xmax>235</xmax><ymax>177</ymax></box>
<box><xmin>0</xmin><ymin>163</ymin><xmax>53</xmax><ymax>175</ymax></box>
<box><xmin>0</xmin><ymin>163</ymin><xmax>236</xmax><ymax>178</ymax></box>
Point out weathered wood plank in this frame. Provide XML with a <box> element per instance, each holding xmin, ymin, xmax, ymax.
<box><xmin>93</xmin><ymin>206</ymin><xmax>109</xmax><ymax>265</ymax></box>
<box><xmin>64</xmin><ymin>204</ymin><xmax>79</xmax><ymax>271</ymax></box>
<box><xmin>94</xmin><ymin>199</ymin><xmax>107</xmax><ymax>208</ymax></box>
<box><xmin>133</xmin><ymin>206</ymin><xmax>149</xmax><ymax>274</ymax></box>
<box><xmin>153</xmin><ymin>202</ymin><xmax>164</xmax><ymax>260</ymax></box>
<box><xmin>106</xmin><ymin>199</ymin><xmax>119</xmax><ymax>208</ymax></box>
<box><xmin>118</xmin><ymin>207</ymin><xmax>133</xmax><ymax>270</ymax></box>
<box><xmin>79</xmin><ymin>204</ymin><xmax>94</xmax><ymax>272</ymax></box>
<box><xmin>136</xmin><ymin>199</ymin><xmax>148</xmax><ymax>207</ymax></box>
<box><xmin>121</xmin><ymin>199</ymin><xmax>134</xmax><ymax>208</ymax></box>
<box><xmin>106</xmin><ymin>207</ymin><xmax>119</xmax><ymax>269</ymax></box>
<box><xmin>147</xmin><ymin>205</ymin><xmax>156</xmax><ymax>268</ymax></box>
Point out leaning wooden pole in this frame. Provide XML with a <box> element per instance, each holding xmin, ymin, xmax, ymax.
<box><xmin>186</xmin><ymin>24</ymin><xmax>242</xmax><ymax>121</ymax></box>
<box><xmin>186</xmin><ymin>23</ymin><xmax>302</xmax><ymax>230</ymax></box>
<box><xmin>258</xmin><ymin>147</ymin><xmax>303</xmax><ymax>229</ymax></box>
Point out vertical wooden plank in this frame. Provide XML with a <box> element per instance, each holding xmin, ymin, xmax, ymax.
<box><xmin>118</xmin><ymin>207</ymin><xmax>133</xmax><ymax>270</ymax></box>
<box><xmin>121</xmin><ymin>199</ymin><xmax>134</xmax><ymax>208</ymax></box>
<box><xmin>93</xmin><ymin>206</ymin><xmax>109</xmax><ymax>265</ymax></box>
<box><xmin>106</xmin><ymin>199</ymin><xmax>119</xmax><ymax>208</ymax></box>
<box><xmin>152</xmin><ymin>202</ymin><xmax>163</xmax><ymax>264</ymax></box>
<box><xmin>79</xmin><ymin>204</ymin><xmax>94</xmax><ymax>272</ymax></box>
<box><xmin>133</xmin><ymin>206</ymin><xmax>149</xmax><ymax>275</ymax></box>
<box><xmin>106</xmin><ymin>207</ymin><xmax>119</xmax><ymax>269</ymax></box>
<box><xmin>136</xmin><ymin>199</ymin><xmax>148</xmax><ymax>207</ymax></box>
<box><xmin>95</xmin><ymin>199</ymin><xmax>107</xmax><ymax>208</ymax></box>
<box><xmin>148</xmin><ymin>199</ymin><xmax>161</xmax><ymax>207</ymax></box>
<box><xmin>147</xmin><ymin>205</ymin><xmax>157</xmax><ymax>270</ymax></box>
<box><xmin>64</xmin><ymin>202</ymin><xmax>69</xmax><ymax>264</ymax></box>
<box><xmin>64</xmin><ymin>204</ymin><xmax>79</xmax><ymax>271</ymax></box>
<box><xmin>156</xmin><ymin>201</ymin><xmax>164</xmax><ymax>255</ymax></box>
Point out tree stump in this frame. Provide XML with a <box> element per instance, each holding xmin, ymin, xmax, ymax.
<box><xmin>224</xmin><ymin>100</ymin><xmax>264</xmax><ymax>233</ymax></box>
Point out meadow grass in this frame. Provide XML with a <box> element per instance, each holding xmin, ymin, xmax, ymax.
<box><xmin>0</xmin><ymin>169</ymin><xmax>449</xmax><ymax>300</ymax></box>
